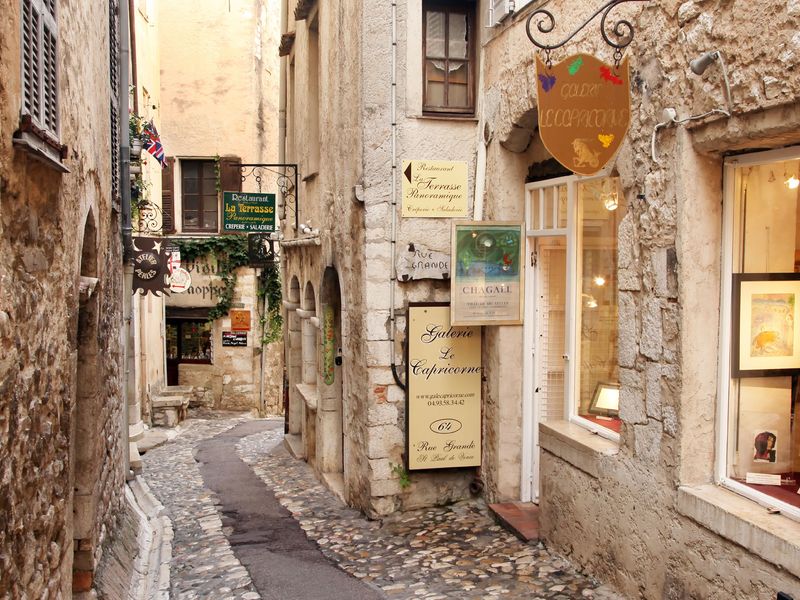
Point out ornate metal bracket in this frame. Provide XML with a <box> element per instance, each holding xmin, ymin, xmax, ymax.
<box><xmin>526</xmin><ymin>0</ymin><xmax>648</xmax><ymax>66</ymax></box>
<box><xmin>131</xmin><ymin>198</ymin><xmax>164</xmax><ymax>234</ymax></box>
<box><xmin>237</xmin><ymin>163</ymin><xmax>299</xmax><ymax>232</ymax></box>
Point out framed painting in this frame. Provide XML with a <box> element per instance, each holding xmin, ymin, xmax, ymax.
<box><xmin>732</xmin><ymin>273</ymin><xmax>800</xmax><ymax>377</ymax></box>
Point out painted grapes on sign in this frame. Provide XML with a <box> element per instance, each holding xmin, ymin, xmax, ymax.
<box><xmin>323</xmin><ymin>305</ymin><xmax>335</xmax><ymax>385</ymax></box>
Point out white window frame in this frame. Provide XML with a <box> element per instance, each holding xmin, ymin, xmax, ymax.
<box><xmin>718</xmin><ymin>145</ymin><xmax>800</xmax><ymax>522</ymax></box>
<box><xmin>521</xmin><ymin>171</ymin><xmax>620</xmax><ymax>500</ymax></box>
<box><xmin>20</xmin><ymin>0</ymin><xmax>59</xmax><ymax>138</ymax></box>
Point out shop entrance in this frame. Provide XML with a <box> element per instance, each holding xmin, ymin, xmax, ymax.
<box><xmin>165</xmin><ymin>316</ymin><xmax>213</xmax><ymax>385</ymax></box>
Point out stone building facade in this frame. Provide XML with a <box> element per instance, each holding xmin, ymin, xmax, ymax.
<box><xmin>281</xmin><ymin>0</ymin><xmax>800</xmax><ymax>598</ymax></box>
<box><xmin>132</xmin><ymin>0</ymin><xmax>283</xmax><ymax>419</ymax></box>
<box><xmin>0</xmin><ymin>0</ymin><xmax>127</xmax><ymax>596</ymax></box>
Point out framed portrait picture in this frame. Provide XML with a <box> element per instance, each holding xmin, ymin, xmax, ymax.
<box><xmin>732</xmin><ymin>273</ymin><xmax>800</xmax><ymax>377</ymax></box>
<box><xmin>450</xmin><ymin>221</ymin><xmax>524</xmax><ymax>326</ymax></box>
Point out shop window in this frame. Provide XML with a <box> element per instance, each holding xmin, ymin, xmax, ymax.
<box><xmin>423</xmin><ymin>1</ymin><xmax>475</xmax><ymax>115</ymax></box>
<box><xmin>166</xmin><ymin>320</ymin><xmax>213</xmax><ymax>362</ymax></box>
<box><xmin>722</xmin><ymin>150</ymin><xmax>800</xmax><ymax>514</ymax></box>
<box><xmin>575</xmin><ymin>178</ymin><xmax>624</xmax><ymax>434</ymax></box>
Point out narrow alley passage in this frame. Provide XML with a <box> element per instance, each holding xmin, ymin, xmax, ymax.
<box><xmin>141</xmin><ymin>412</ymin><xmax>622</xmax><ymax>599</ymax></box>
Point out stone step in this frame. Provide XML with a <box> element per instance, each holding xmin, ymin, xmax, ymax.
<box><xmin>158</xmin><ymin>385</ymin><xmax>193</xmax><ymax>397</ymax></box>
<box><xmin>489</xmin><ymin>502</ymin><xmax>540</xmax><ymax>542</ymax></box>
<box><xmin>152</xmin><ymin>395</ymin><xmax>189</xmax><ymax>409</ymax></box>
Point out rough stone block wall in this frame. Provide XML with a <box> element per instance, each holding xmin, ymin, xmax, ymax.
<box><xmin>0</xmin><ymin>1</ymin><xmax>125</xmax><ymax>596</ymax></box>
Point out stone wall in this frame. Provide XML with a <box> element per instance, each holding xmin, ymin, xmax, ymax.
<box><xmin>0</xmin><ymin>1</ymin><xmax>126</xmax><ymax>596</ymax></box>
<box><xmin>481</xmin><ymin>0</ymin><xmax>800</xmax><ymax>597</ymax></box>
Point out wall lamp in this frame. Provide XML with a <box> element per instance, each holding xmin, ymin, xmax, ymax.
<box><xmin>651</xmin><ymin>50</ymin><xmax>733</xmax><ymax>164</ymax></box>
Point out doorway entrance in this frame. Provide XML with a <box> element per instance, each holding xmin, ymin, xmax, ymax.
<box><xmin>165</xmin><ymin>317</ymin><xmax>213</xmax><ymax>385</ymax></box>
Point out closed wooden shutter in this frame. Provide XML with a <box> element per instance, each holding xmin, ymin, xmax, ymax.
<box><xmin>161</xmin><ymin>157</ymin><xmax>175</xmax><ymax>233</ymax></box>
<box><xmin>219</xmin><ymin>156</ymin><xmax>242</xmax><ymax>194</ymax></box>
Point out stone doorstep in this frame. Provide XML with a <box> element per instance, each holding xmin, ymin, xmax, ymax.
<box><xmin>489</xmin><ymin>502</ymin><xmax>541</xmax><ymax>543</ymax></box>
<box><xmin>152</xmin><ymin>396</ymin><xmax>189</xmax><ymax>409</ymax></box>
<box><xmin>158</xmin><ymin>385</ymin><xmax>193</xmax><ymax>397</ymax></box>
<box><xmin>284</xmin><ymin>433</ymin><xmax>303</xmax><ymax>459</ymax></box>
<box><xmin>321</xmin><ymin>471</ymin><xmax>346</xmax><ymax>504</ymax></box>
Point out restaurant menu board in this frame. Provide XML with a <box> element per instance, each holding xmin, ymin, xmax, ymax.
<box><xmin>407</xmin><ymin>304</ymin><xmax>482</xmax><ymax>471</ymax></box>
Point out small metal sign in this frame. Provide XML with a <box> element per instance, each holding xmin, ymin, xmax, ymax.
<box><xmin>222</xmin><ymin>331</ymin><xmax>248</xmax><ymax>347</ymax></box>
<box><xmin>223</xmin><ymin>191</ymin><xmax>276</xmax><ymax>232</ymax></box>
<box><xmin>397</xmin><ymin>243</ymin><xmax>450</xmax><ymax>282</ymax></box>
<box><xmin>247</xmin><ymin>233</ymin><xmax>276</xmax><ymax>267</ymax></box>
<box><xmin>230</xmin><ymin>309</ymin><xmax>251</xmax><ymax>331</ymax></box>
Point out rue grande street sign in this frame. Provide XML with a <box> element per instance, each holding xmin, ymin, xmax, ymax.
<box><xmin>223</xmin><ymin>192</ymin><xmax>276</xmax><ymax>232</ymax></box>
<box><xmin>535</xmin><ymin>53</ymin><xmax>631</xmax><ymax>176</ymax></box>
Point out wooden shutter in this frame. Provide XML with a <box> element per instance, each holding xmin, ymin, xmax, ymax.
<box><xmin>161</xmin><ymin>157</ymin><xmax>175</xmax><ymax>233</ymax></box>
<box><xmin>219</xmin><ymin>156</ymin><xmax>242</xmax><ymax>193</ymax></box>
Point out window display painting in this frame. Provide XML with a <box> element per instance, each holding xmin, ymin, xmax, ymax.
<box><xmin>753</xmin><ymin>430</ymin><xmax>778</xmax><ymax>463</ymax></box>
<box><xmin>451</xmin><ymin>222</ymin><xmax>524</xmax><ymax>326</ymax></box>
<box><xmin>737</xmin><ymin>408</ymin><xmax>791</xmax><ymax>476</ymax></box>
<box><xmin>732</xmin><ymin>273</ymin><xmax>800</xmax><ymax>377</ymax></box>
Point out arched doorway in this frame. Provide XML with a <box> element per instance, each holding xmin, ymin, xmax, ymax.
<box><xmin>71</xmin><ymin>212</ymin><xmax>102</xmax><ymax>592</ymax></box>
<box><xmin>319</xmin><ymin>267</ymin><xmax>344</xmax><ymax>494</ymax></box>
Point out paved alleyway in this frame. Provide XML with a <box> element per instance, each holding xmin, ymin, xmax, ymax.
<box><xmin>142</xmin><ymin>413</ymin><xmax>622</xmax><ymax>600</ymax></box>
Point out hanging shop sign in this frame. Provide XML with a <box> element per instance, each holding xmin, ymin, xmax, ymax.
<box><xmin>230</xmin><ymin>309</ymin><xmax>251</xmax><ymax>331</ymax></box>
<box><xmin>535</xmin><ymin>53</ymin><xmax>630</xmax><ymax>176</ymax></box>
<box><xmin>247</xmin><ymin>233</ymin><xmax>276</xmax><ymax>267</ymax></box>
<box><xmin>401</xmin><ymin>160</ymin><xmax>468</xmax><ymax>218</ymax></box>
<box><xmin>132</xmin><ymin>237</ymin><xmax>171</xmax><ymax>296</ymax></box>
<box><xmin>407</xmin><ymin>304</ymin><xmax>482</xmax><ymax>471</ymax></box>
<box><xmin>396</xmin><ymin>242</ymin><xmax>451</xmax><ymax>282</ymax></box>
<box><xmin>222</xmin><ymin>331</ymin><xmax>248</xmax><ymax>347</ymax></box>
<box><xmin>169</xmin><ymin>267</ymin><xmax>192</xmax><ymax>294</ymax></box>
<box><xmin>223</xmin><ymin>191</ymin><xmax>276</xmax><ymax>232</ymax></box>
<box><xmin>451</xmin><ymin>222</ymin><xmax>524</xmax><ymax>326</ymax></box>
<box><xmin>322</xmin><ymin>305</ymin><xmax>336</xmax><ymax>385</ymax></box>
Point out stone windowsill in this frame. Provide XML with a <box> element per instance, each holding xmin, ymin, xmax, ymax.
<box><xmin>538</xmin><ymin>421</ymin><xmax>620</xmax><ymax>479</ymax></box>
<box><xmin>295</xmin><ymin>383</ymin><xmax>319</xmax><ymax>410</ymax></box>
<box><xmin>412</xmin><ymin>113</ymin><xmax>479</xmax><ymax>123</ymax></box>
<box><xmin>677</xmin><ymin>484</ymin><xmax>800</xmax><ymax>579</ymax></box>
<box><xmin>13</xmin><ymin>131</ymin><xmax>70</xmax><ymax>173</ymax></box>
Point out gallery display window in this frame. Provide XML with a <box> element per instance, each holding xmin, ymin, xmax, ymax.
<box><xmin>522</xmin><ymin>173</ymin><xmax>624</xmax><ymax>501</ymax></box>
<box><xmin>720</xmin><ymin>146</ymin><xmax>800</xmax><ymax>517</ymax></box>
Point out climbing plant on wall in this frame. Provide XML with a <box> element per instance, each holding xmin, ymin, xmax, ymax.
<box><xmin>174</xmin><ymin>236</ymin><xmax>282</xmax><ymax>344</ymax></box>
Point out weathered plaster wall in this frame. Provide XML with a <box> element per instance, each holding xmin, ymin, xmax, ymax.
<box><xmin>482</xmin><ymin>0</ymin><xmax>800</xmax><ymax>597</ymax></box>
<box><xmin>0</xmin><ymin>1</ymin><xmax>125</xmax><ymax>596</ymax></box>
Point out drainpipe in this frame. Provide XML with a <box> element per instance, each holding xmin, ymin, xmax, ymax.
<box><xmin>389</xmin><ymin>0</ymin><xmax>404</xmax><ymax>388</ymax></box>
<box><xmin>127</xmin><ymin>0</ymin><xmax>138</xmax><ymax>115</ymax></box>
<box><xmin>120</xmin><ymin>0</ymin><xmax>134</xmax><ymax>477</ymax></box>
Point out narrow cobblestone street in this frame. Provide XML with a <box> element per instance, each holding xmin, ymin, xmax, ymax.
<box><xmin>142</xmin><ymin>412</ymin><xmax>621</xmax><ymax>599</ymax></box>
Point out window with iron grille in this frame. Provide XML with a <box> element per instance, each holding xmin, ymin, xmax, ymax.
<box><xmin>423</xmin><ymin>1</ymin><xmax>475</xmax><ymax>115</ymax></box>
<box><xmin>21</xmin><ymin>0</ymin><xmax>59</xmax><ymax>139</ymax></box>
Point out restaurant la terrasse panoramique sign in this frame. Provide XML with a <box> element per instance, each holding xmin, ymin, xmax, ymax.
<box><xmin>535</xmin><ymin>53</ymin><xmax>631</xmax><ymax>176</ymax></box>
<box><xmin>223</xmin><ymin>192</ymin><xmax>276</xmax><ymax>233</ymax></box>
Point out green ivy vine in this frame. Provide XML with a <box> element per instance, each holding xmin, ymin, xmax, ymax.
<box><xmin>173</xmin><ymin>235</ymin><xmax>282</xmax><ymax>344</ymax></box>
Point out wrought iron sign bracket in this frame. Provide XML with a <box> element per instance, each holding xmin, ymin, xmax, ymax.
<box><xmin>526</xmin><ymin>0</ymin><xmax>649</xmax><ymax>67</ymax></box>
<box><xmin>237</xmin><ymin>163</ymin><xmax>299</xmax><ymax>233</ymax></box>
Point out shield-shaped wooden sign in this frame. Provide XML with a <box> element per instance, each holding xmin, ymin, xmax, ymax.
<box><xmin>535</xmin><ymin>53</ymin><xmax>631</xmax><ymax>176</ymax></box>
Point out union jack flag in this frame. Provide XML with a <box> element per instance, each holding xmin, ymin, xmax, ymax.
<box><xmin>143</xmin><ymin>121</ymin><xmax>167</xmax><ymax>168</ymax></box>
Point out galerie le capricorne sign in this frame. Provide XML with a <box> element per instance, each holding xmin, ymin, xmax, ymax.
<box><xmin>407</xmin><ymin>304</ymin><xmax>482</xmax><ymax>471</ymax></box>
<box><xmin>535</xmin><ymin>53</ymin><xmax>631</xmax><ymax>176</ymax></box>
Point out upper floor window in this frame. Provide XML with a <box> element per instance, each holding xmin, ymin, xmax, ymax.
<box><xmin>423</xmin><ymin>1</ymin><xmax>475</xmax><ymax>116</ymax></box>
<box><xmin>181</xmin><ymin>159</ymin><xmax>218</xmax><ymax>232</ymax></box>
<box><xmin>21</xmin><ymin>0</ymin><xmax>59</xmax><ymax>138</ymax></box>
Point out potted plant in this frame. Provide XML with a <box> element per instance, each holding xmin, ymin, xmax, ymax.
<box><xmin>129</xmin><ymin>113</ymin><xmax>146</xmax><ymax>158</ymax></box>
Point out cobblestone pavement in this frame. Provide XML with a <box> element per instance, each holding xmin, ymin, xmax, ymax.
<box><xmin>143</xmin><ymin>412</ymin><xmax>622</xmax><ymax>600</ymax></box>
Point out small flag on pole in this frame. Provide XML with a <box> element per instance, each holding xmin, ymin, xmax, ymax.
<box><xmin>143</xmin><ymin>121</ymin><xmax>167</xmax><ymax>168</ymax></box>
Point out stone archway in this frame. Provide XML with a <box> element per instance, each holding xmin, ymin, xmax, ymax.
<box><xmin>70</xmin><ymin>211</ymin><xmax>102</xmax><ymax>593</ymax></box>
<box><xmin>318</xmin><ymin>267</ymin><xmax>344</xmax><ymax>494</ymax></box>
<box><xmin>300</xmin><ymin>281</ymin><xmax>317</xmax><ymax>465</ymax></box>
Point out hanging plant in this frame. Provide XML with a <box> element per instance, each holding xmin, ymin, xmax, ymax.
<box><xmin>174</xmin><ymin>235</ymin><xmax>282</xmax><ymax>344</ymax></box>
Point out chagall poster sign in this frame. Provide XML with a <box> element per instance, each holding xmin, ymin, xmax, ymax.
<box><xmin>223</xmin><ymin>192</ymin><xmax>276</xmax><ymax>232</ymax></box>
<box><xmin>451</xmin><ymin>222</ymin><xmax>524</xmax><ymax>326</ymax></box>
<box><xmin>407</xmin><ymin>304</ymin><xmax>482</xmax><ymax>471</ymax></box>
<box><xmin>401</xmin><ymin>160</ymin><xmax>468</xmax><ymax>218</ymax></box>
<box><xmin>535</xmin><ymin>53</ymin><xmax>630</xmax><ymax>176</ymax></box>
